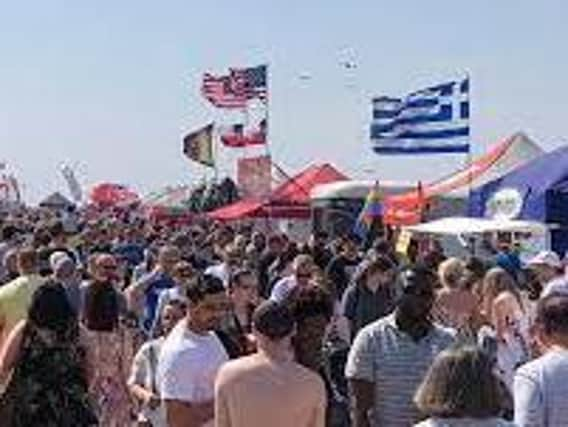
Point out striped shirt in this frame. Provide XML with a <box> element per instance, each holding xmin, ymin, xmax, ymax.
<box><xmin>345</xmin><ymin>314</ymin><xmax>455</xmax><ymax>427</ymax></box>
<box><xmin>514</xmin><ymin>349</ymin><xmax>568</xmax><ymax>427</ymax></box>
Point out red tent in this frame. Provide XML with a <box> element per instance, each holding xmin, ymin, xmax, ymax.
<box><xmin>90</xmin><ymin>183</ymin><xmax>140</xmax><ymax>207</ymax></box>
<box><xmin>208</xmin><ymin>163</ymin><xmax>348</xmax><ymax>221</ymax></box>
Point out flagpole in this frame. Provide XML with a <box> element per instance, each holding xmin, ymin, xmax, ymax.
<box><xmin>213</xmin><ymin>122</ymin><xmax>219</xmax><ymax>183</ymax></box>
<box><xmin>263</xmin><ymin>63</ymin><xmax>274</xmax><ymax>227</ymax></box>
<box><xmin>465</xmin><ymin>72</ymin><xmax>473</xmax><ymax>205</ymax></box>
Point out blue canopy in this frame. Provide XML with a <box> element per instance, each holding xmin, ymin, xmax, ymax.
<box><xmin>470</xmin><ymin>145</ymin><xmax>568</xmax><ymax>224</ymax></box>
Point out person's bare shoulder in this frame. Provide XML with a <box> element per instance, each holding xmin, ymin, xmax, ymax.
<box><xmin>217</xmin><ymin>354</ymin><xmax>263</xmax><ymax>384</ymax></box>
<box><xmin>286</xmin><ymin>362</ymin><xmax>326</xmax><ymax>395</ymax></box>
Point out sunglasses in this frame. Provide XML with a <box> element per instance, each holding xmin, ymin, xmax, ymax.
<box><xmin>176</xmin><ymin>269</ymin><xmax>194</xmax><ymax>276</ymax></box>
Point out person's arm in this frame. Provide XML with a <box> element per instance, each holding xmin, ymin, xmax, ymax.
<box><xmin>127</xmin><ymin>343</ymin><xmax>160</xmax><ymax>410</ymax></box>
<box><xmin>340</xmin><ymin>286</ymin><xmax>357</xmax><ymax>341</ymax></box>
<box><xmin>348</xmin><ymin>379</ymin><xmax>374</xmax><ymax>427</ymax></box>
<box><xmin>344</xmin><ymin>327</ymin><xmax>376</xmax><ymax>427</ymax></box>
<box><xmin>0</xmin><ymin>311</ymin><xmax>6</xmax><ymax>353</ymax></box>
<box><xmin>306</xmin><ymin>377</ymin><xmax>327</xmax><ymax>427</ymax></box>
<box><xmin>0</xmin><ymin>320</ymin><xmax>25</xmax><ymax>384</ymax></box>
<box><xmin>164</xmin><ymin>399</ymin><xmax>213</xmax><ymax>427</ymax></box>
<box><xmin>79</xmin><ymin>326</ymin><xmax>95</xmax><ymax>387</ymax></box>
<box><xmin>514</xmin><ymin>366</ymin><xmax>544</xmax><ymax>427</ymax></box>
<box><xmin>214</xmin><ymin>375</ymin><xmax>231</xmax><ymax>427</ymax></box>
<box><xmin>125</xmin><ymin>268</ymin><xmax>159</xmax><ymax>315</ymax></box>
<box><xmin>150</xmin><ymin>291</ymin><xmax>169</xmax><ymax>336</ymax></box>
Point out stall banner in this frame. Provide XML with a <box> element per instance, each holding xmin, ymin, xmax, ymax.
<box><xmin>237</xmin><ymin>155</ymin><xmax>272</xmax><ymax>198</ymax></box>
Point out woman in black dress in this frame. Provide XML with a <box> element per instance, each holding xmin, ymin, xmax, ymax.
<box><xmin>0</xmin><ymin>280</ymin><xmax>97</xmax><ymax>426</ymax></box>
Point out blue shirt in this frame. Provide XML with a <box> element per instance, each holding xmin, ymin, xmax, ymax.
<box><xmin>113</xmin><ymin>243</ymin><xmax>145</xmax><ymax>267</ymax></box>
<box><xmin>138</xmin><ymin>271</ymin><xmax>176</xmax><ymax>333</ymax></box>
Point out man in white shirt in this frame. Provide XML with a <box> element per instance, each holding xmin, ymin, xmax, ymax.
<box><xmin>514</xmin><ymin>294</ymin><xmax>568</xmax><ymax>427</ymax></box>
<box><xmin>151</xmin><ymin>260</ymin><xmax>197</xmax><ymax>335</ymax></box>
<box><xmin>270</xmin><ymin>254</ymin><xmax>314</xmax><ymax>303</ymax></box>
<box><xmin>157</xmin><ymin>274</ymin><xmax>230</xmax><ymax>427</ymax></box>
<box><xmin>205</xmin><ymin>245</ymin><xmax>241</xmax><ymax>288</ymax></box>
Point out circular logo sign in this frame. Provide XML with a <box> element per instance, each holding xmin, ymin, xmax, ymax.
<box><xmin>486</xmin><ymin>188</ymin><xmax>524</xmax><ymax>219</ymax></box>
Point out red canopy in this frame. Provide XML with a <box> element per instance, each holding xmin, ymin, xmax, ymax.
<box><xmin>90</xmin><ymin>183</ymin><xmax>140</xmax><ymax>207</ymax></box>
<box><xmin>271</xmin><ymin>163</ymin><xmax>348</xmax><ymax>204</ymax></box>
<box><xmin>208</xmin><ymin>163</ymin><xmax>348</xmax><ymax>221</ymax></box>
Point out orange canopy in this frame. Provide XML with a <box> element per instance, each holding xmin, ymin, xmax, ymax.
<box><xmin>384</xmin><ymin>132</ymin><xmax>543</xmax><ymax>225</ymax></box>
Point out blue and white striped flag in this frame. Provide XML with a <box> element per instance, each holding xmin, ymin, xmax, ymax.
<box><xmin>370</xmin><ymin>78</ymin><xmax>470</xmax><ymax>154</ymax></box>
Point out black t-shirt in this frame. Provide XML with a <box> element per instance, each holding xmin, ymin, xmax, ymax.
<box><xmin>325</xmin><ymin>255</ymin><xmax>361</xmax><ymax>300</ymax></box>
<box><xmin>257</xmin><ymin>251</ymin><xmax>278</xmax><ymax>298</ymax></box>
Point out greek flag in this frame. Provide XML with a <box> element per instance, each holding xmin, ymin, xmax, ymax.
<box><xmin>370</xmin><ymin>78</ymin><xmax>470</xmax><ymax>154</ymax></box>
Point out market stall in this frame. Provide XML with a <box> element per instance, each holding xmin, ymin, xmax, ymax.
<box><xmin>469</xmin><ymin>145</ymin><xmax>568</xmax><ymax>255</ymax></box>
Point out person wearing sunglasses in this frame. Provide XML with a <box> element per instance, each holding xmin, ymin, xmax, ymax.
<box><xmin>270</xmin><ymin>254</ymin><xmax>314</xmax><ymax>303</ymax></box>
<box><xmin>151</xmin><ymin>261</ymin><xmax>197</xmax><ymax>337</ymax></box>
<box><xmin>346</xmin><ymin>265</ymin><xmax>455</xmax><ymax>427</ymax></box>
<box><xmin>79</xmin><ymin>253</ymin><xmax>128</xmax><ymax>319</ymax></box>
<box><xmin>126</xmin><ymin>246</ymin><xmax>180</xmax><ymax>334</ymax></box>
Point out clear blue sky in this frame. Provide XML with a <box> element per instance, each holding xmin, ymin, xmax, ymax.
<box><xmin>1</xmin><ymin>1</ymin><xmax>567</xmax><ymax>202</ymax></box>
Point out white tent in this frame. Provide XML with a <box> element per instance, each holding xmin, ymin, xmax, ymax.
<box><xmin>405</xmin><ymin>217</ymin><xmax>548</xmax><ymax>235</ymax></box>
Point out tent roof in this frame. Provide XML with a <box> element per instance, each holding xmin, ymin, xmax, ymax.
<box><xmin>208</xmin><ymin>163</ymin><xmax>347</xmax><ymax>221</ymax></box>
<box><xmin>271</xmin><ymin>163</ymin><xmax>348</xmax><ymax>204</ymax></box>
<box><xmin>208</xmin><ymin>199</ymin><xmax>263</xmax><ymax>221</ymax></box>
<box><xmin>486</xmin><ymin>145</ymin><xmax>568</xmax><ymax>191</ymax></box>
<box><xmin>470</xmin><ymin>144</ymin><xmax>568</xmax><ymax>223</ymax></box>
<box><xmin>143</xmin><ymin>186</ymin><xmax>192</xmax><ymax>208</ymax></box>
<box><xmin>39</xmin><ymin>192</ymin><xmax>74</xmax><ymax>209</ymax></box>
<box><xmin>405</xmin><ymin>217</ymin><xmax>548</xmax><ymax>235</ymax></box>
<box><xmin>207</xmin><ymin>199</ymin><xmax>312</xmax><ymax>221</ymax></box>
<box><xmin>384</xmin><ymin>132</ymin><xmax>544</xmax><ymax>225</ymax></box>
<box><xmin>90</xmin><ymin>183</ymin><xmax>139</xmax><ymax>206</ymax></box>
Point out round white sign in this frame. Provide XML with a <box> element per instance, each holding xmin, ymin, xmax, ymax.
<box><xmin>486</xmin><ymin>188</ymin><xmax>524</xmax><ymax>219</ymax></box>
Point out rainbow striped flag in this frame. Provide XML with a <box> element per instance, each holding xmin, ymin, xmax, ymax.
<box><xmin>354</xmin><ymin>182</ymin><xmax>383</xmax><ymax>237</ymax></box>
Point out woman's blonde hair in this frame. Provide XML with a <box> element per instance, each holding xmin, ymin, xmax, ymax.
<box><xmin>482</xmin><ymin>267</ymin><xmax>521</xmax><ymax>311</ymax></box>
<box><xmin>438</xmin><ymin>258</ymin><xmax>465</xmax><ymax>290</ymax></box>
<box><xmin>414</xmin><ymin>346</ymin><xmax>505</xmax><ymax>418</ymax></box>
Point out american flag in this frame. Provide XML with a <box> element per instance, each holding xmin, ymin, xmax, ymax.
<box><xmin>229</xmin><ymin>65</ymin><xmax>268</xmax><ymax>102</ymax></box>
<box><xmin>201</xmin><ymin>73</ymin><xmax>248</xmax><ymax>109</ymax></box>
<box><xmin>201</xmin><ymin>64</ymin><xmax>268</xmax><ymax>109</ymax></box>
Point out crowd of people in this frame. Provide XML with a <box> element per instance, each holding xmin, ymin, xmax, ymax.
<box><xmin>0</xmin><ymin>205</ymin><xmax>567</xmax><ymax>426</ymax></box>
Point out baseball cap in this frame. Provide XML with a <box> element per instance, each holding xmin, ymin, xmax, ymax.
<box><xmin>252</xmin><ymin>300</ymin><xmax>295</xmax><ymax>340</ymax></box>
<box><xmin>541</xmin><ymin>278</ymin><xmax>568</xmax><ymax>298</ymax></box>
<box><xmin>528</xmin><ymin>251</ymin><xmax>562</xmax><ymax>269</ymax></box>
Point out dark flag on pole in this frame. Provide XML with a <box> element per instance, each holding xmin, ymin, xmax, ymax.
<box><xmin>182</xmin><ymin>123</ymin><xmax>215</xmax><ymax>167</ymax></box>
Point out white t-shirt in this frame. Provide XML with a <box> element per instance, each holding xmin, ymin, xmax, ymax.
<box><xmin>204</xmin><ymin>263</ymin><xmax>231</xmax><ymax>287</ymax></box>
<box><xmin>542</xmin><ymin>276</ymin><xmax>568</xmax><ymax>298</ymax></box>
<box><xmin>269</xmin><ymin>275</ymin><xmax>298</xmax><ymax>303</ymax></box>
<box><xmin>157</xmin><ymin>320</ymin><xmax>228</xmax><ymax>404</ymax></box>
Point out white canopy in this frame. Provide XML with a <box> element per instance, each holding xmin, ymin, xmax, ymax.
<box><xmin>404</xmin><ymin>217</ymin><xmax>549</xmax><ymax>235</ymax></box>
